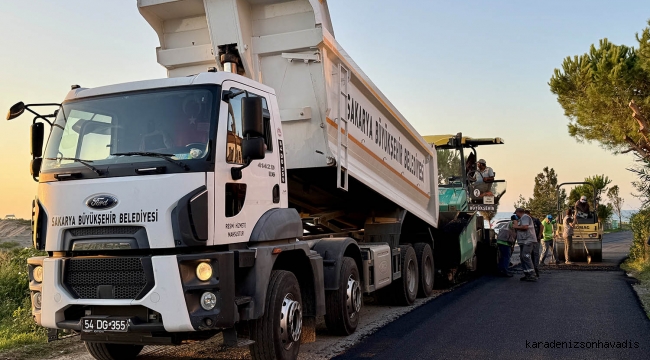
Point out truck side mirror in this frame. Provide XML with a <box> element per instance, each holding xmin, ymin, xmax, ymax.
<box><xmin>31</xmin><ymin>123</ymin><xmax>44</xmax><ymax>157</ymax></box>
<box><xmin>30</xmin><ymin>158</ymin><xmax>42</xmax><ymax>179</ymax></box>
<box><xmin>241</xmin><ymin>97</ymin><xmax>265</xmax><ymax>161</ymax></box>
<box><xmin>241</xmin><ymin>97</ymin><xmax>264</xmax><ymax>137</ymax></box>
<box><xmin>6</xmin><ymin>101</ymin><xmax>25</xmax><ymax>120</ymax></box>
<box><xmin>231</xmin><ymin>96</ymin><xmax>266</xmax><ymax>180</ymax></box>
<box><xmin>242</xmin><ymin>137</ymin><xmax>265</xmax><ymax>161</ymax></box>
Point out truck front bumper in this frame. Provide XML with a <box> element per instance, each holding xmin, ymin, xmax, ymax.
<box><xmin>31</xmin><ymin>252</ymin><xmax>237</xmax><ymax>333</ymax></box>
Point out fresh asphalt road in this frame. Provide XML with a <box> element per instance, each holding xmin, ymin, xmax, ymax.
<box><xmin>335</xmin><ymin>232</ymin><xmax>650</xmax><ymax>360</ymax></box>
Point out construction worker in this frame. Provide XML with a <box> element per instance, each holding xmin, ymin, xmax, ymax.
<box><xmin>513</xmin><ymin>208</ymin><xmax>537</xmax><ymax>282</ymax></box>
<box><xmin>525</xmin><ymin>210</ymin><xmax>543</xmax><ymax>278</ymax></box>
<box><xmin>496</xmin><ymin>214</ymin><xmax>518</xmax><ymax>277</ymax></box>
<box><xmin>539</xmin><ymin>215</ymin><xmax>558</xmax><ymax>265</ymax></box>
<box><xmin>575</xmin><ymin>195</ymin><xmax>590</xmax><ymax>218</ymax></box>
<box><xmin>474</xmin><ymin>159</ymin><xmax>495</xmax><ymax>184</ymax></box>
<box><xmin>563</xmin><ymin>209</ymin><xmax>575</xmax><ymax>264</ymax></box>
<box><xmin>472</xmin><ymin>159</ymin><xmax>495</xmax><ymax>195</ymax></box>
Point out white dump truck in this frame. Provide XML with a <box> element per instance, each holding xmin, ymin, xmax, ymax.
<box><xmin>7</xmin><ymin>1</ymin><xmax>443</xmax><ymax>359</ymax></box>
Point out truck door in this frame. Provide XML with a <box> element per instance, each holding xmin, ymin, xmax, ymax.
<box><xmin>215</xmin><ymin>81</ymin><xmax>281</xmax><ymax>245</ymax></box>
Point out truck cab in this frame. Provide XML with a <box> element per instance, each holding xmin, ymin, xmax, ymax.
<box><xmin>16</xmin><ymin>70</ymin><xmax>329</xmax><ymax>355</ymax></box>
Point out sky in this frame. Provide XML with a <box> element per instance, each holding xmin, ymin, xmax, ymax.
<box><xmin>1</xmin><ymin>0</ymin><xmax>649</xmax><ymax>219</ymax></box>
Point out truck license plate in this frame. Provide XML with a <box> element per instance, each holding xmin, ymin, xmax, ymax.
<box><xmin>82</xmin><ymin>318</ymin><xmax>129</xmax><ymax>333</ymax></box>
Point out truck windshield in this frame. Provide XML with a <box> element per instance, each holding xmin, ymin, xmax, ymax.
<box><xmin>436</xmin><ymin>149</ymin><xmax>463</xmax><ymax>186</ymax></box>
<box><xmin>42</xmin><ymin>88</ymin><xmax>215</xmax><ymax>173</ymax></box>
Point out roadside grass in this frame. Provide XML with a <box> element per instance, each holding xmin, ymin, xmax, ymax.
<box><xmin>0</xmin><ymin>247</ymin><xmax>47</xmax><ymax>352</ymax></box>
<box><xmin>0</xmin><ymin>241</ymin><xmax>20</xmax><ymax>249</ymax></box>
<box><xmin>0</xmin><ymin>336</ymin><xmax>84</xmax><ymax>360</ymax></box>
<box><xmin>622</xmin><ymin>209</ymin><xmax>650</xmax><ymax>319</ymax></box>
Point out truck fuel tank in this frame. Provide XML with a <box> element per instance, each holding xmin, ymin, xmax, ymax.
<box><xmin>359</xmin><ymin>244</ymin><xmax>392</xmax><ymax>294</ymax></box>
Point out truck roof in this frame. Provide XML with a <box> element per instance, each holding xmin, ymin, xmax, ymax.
<box><xmin>424</xmin><ymin>134</ymin><xmax>504</xmax><ymax>149</ymax></box>
<box><xmin>63</xmin><ymin>72</ymin><xmax>275</xmax><ymax>101</ymax></box>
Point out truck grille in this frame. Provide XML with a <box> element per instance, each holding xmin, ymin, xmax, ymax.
<box><xmin>69</xmin><ymin>226</ymin><xmax>141</xmax><ymax>236</ymax></box>
<box><xmin>64</xmin><ymin>257</ymin><xmax>152</xmax><ymax>300</ymax></box>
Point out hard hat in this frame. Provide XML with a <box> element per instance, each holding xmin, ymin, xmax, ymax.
<box><xmin>580</xmin><ymin>195</ymin><xmax>587</xmax><ymax>202</ymax></box>
<box><xmin>547</xmin><ymin>214</ymin><xmax>553</xmax><ymax>219</ymax></box>
<box><xmin>478</xmin><ymin>159</ymin><xmax>486</xmax><ymax>165</ymax></box>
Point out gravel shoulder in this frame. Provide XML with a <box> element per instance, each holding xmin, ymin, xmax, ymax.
<box><xmin>35</xmin><ymin>288</ymin><xmax>453</xmax><ymax>360</ymax></box>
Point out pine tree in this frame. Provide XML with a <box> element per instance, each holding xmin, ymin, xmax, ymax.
<box><xmin>514</xmin><ymin>167</ymin><xmax>565</xmax><ymax>219</ymax></box>
<box><xmin>607</xmin><ymin>185</ymin><xmax>625</xmax><ymax>225</ymax></box>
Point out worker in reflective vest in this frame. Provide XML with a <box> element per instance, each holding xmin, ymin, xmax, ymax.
<box><xmin>539</xmin><ymin>215</ymin><xmax>558</xmax><ymax>265</ymax></box>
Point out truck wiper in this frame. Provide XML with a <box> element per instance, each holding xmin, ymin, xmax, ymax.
<box><xmin>111</xmin><ymin>152</ymin><xmax>189</xmax><ymax>171</ymax></box>
<box><xmin>44</xmin><ymin>157</ymin><xmax>103</xmax><ymax>176</ymax></box>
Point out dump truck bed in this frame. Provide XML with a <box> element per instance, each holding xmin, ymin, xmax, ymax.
<box><xmin>139</xmin><ymin>0</ymin><xmax>439</xmax><ymax>227</ymax></box>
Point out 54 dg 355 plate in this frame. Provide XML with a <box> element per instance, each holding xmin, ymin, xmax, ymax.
<box><xmin>81</xmin><ymin>317</ymin><xmax>130</xmax><ymax>333</ymax></box>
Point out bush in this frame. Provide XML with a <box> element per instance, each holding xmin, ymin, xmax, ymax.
<box><xmin>628</xmin><ymin>209</ymin><xmax>650</xmax><ymax>266</ymax></box>
<box><xmin>0</xmin><ymin>247</ymin><xmax>47</xmax><ymax>351</ymax></box>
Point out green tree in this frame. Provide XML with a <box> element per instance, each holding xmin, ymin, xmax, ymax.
<box><xmin>597</xmin><ymin>203</ymin><xmax>614</xmax><ymax>224</ymax></box>
<box><xmin>514</xmin><ymin>194</ymin><xmax>529</xmax><ymax>210</ymax></box>
<box><xmin>436</xmin><ymin>149</ymin><xmax>461</xmax><ymax>184</ymax></box>
<box><xmin>549</xmin><ymin>31</ymin><xmax>650</xmax><ymax>154</ymax></box>
<box><xmin>515</xmin><ymin>167</ymin><xmax>566</xmax><ymax>219</ymax></box>
<box><xmin>567</xmin><ymin>175</ymin><xmax>612</xmax><ymax>206</ymax></box>
<box><xmin>607</xmin><ymin>185</ymin><xmax>625</xmax><ymax>224</ymax></box>
<box><xmin>629</xmin><ymin>163</ymin><xmax>650</xmax><ymax>207</ymax></box>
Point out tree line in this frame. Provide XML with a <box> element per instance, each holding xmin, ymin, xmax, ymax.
<box><xmin>514</xmin><ymin>168</ymin><xmax>624</xmax><ymax>226</ymax></box>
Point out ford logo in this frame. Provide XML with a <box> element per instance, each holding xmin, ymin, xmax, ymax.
<box><xmin>86</xmin><ymin>195</ymin><xmax>118</xmax><ymax>210</ymax></box>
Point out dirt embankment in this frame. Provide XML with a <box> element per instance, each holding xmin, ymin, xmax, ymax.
<box><xmin>0</xmin><ymin>219</ymin><xmax>32</xmax><ymax>248</ymax></box>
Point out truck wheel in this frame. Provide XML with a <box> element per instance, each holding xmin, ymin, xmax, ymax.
<box><xmin>392</xmin><ymin>245</ymin><xmax>419</xmax><ymax>306</ymax></box>
<box><xmin>250</xmin><ymin>270</ymin><xmax>302</xmax><ymax>360</ymax></box>
<box><xmin>84</xmin><ymin>342</ymin><xmax>143</xmax><ymax>360</ymax></box>
<box><xmin>414</xmin><ymin>243</ymin><xmax>434</xmax><ymax>298</ymax></box>
<box><xmin>325</xmin><ymin>257</ymin><xmax>362</xmax><ymax>335</ymax></box>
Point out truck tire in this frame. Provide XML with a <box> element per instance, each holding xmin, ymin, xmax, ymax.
<box><xmin>414</xmin><ymin>243</ymin><xmax>434</xmax><ymax>298</ymax></box>
<box><xmin>84</xmin><ymin>342</ymin><xmax>143</xmax><ymax>360</ymax></box>
<box><xmin>250</xmin><ymin>270</ymin><xmax>302</xmax><ymax>360</ymax></box>
<box><xmin>324</xmin><ymin>257</ymin><xmax>362</xmax><ymax>335</ymax></box>
<box><xmin>392</xmin><ymin>245</ymin><xmax>419</xmax><ymax>306</ymax></box>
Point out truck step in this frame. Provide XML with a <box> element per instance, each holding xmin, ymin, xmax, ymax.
<box><xmin>227</xmin><ymin>338</ymin><xmax>255</xmax><ymax>348</ymax></box>
<box><xmin>235</xmin><ymin>296</ymin><xmax>252</xmax><ymax>306</ymax></box>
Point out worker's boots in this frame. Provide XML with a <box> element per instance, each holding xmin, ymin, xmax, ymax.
<box><xmin>520</xmin><ymin>273</ymin><xmax>537</xmax><ymax>282</ymax></box>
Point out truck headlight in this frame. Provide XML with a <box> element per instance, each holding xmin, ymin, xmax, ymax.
<box><xmin>201</xmin><ymin>292</ymin><xmax>217</xmax><ymax>310</ymax></box>
<box><xmin>33</xmin><ymin>266</ymin><xmax>43</xmax><ymax>283</ymax></box>
<box><xmin>196</xmin><ymin>262</ymin><xmax>213</xmax><ymax>281</ymax></box>
<box><xmin>32</xmin><ymin>292</ymin><xmax>42</xmax><ymax>310</ymax></box>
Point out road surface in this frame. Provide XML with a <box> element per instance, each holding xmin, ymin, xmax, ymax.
<box><xmin>335</xmin><ymin>231</ymin><xmax>650</xmax><ymax>360</ymax></box>
<box><xmin>24</xmin><ymin>232</ymin><xmax>646</xmax><ymax>360</ymax></box>
<box><xmin>513</xmin><ymin>230</ymin><xmax>629</xmax><ymax>268</ymax></box>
